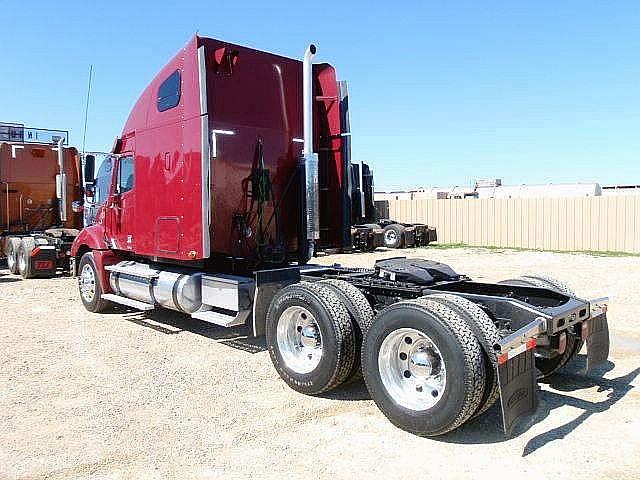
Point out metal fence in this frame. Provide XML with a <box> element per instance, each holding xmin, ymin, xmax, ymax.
<box><xmin>385</xmin><ymin>196</ymin><xmax>640</xmax><ymax>254</ymax></box>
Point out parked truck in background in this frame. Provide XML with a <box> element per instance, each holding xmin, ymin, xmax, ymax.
<box><xmin>71</xmin><ymin>36</ymin><xmax>610</xmax><ymax>436</ymax></box>
<box><xmin>0</xmin><ymin>123</ymin><xmax>84</xmax><ymax>278</ymax></box>
<box><xmin>349</xmin><ymin>160</ymin><xmax>437</xmax><ymax>250</ymax></box>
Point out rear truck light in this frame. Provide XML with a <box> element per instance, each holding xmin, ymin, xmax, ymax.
<box><xmin>497</xmin><ymin>337</ymin><xmax>537</xmax><ymax>365</ymax></box>
<box><xmin>34</xmin><ymin>260</ymin><xmax>53</xmax><ymax>270</ymax></box>
<box><xmin>30</xmin><ymin>247</ymin><xmax>41</xmax><ymax>257</ymax></box>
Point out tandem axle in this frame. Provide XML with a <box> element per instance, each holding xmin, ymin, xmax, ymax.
<box><xmin>75</xmin><ymin>254</ymin><xmax>609</xmax><ymax>436</ymax></box>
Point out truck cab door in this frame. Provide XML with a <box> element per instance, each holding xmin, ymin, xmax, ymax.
<box><xmin>105</xmin><ymin>154</ymin><xmax>136</xmax><ymax>251</ymax></box>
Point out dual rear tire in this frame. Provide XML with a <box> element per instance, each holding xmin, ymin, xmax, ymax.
<box><xmin>361</xmin><ymin>296</ymin><xmax>497</xmax><ymax>436</ymax></box>
<box><xmin>17</xmin><ymin>238</ymin><xmax>37</xmax><ymax>279</ymax></box>
<box><xmin>265</xmin><ymin>281</ymin><xmax>357</xmax><ymax>395</ymax></box>
<box><xmin>6</xmin><ymin>237</ymin><xmax>40</xmax><ymax>278</ymax></box>
<box><xmin>266</xmin><ymin>281</ymin><xmax>496</xmax><ymax>436</ymax></box>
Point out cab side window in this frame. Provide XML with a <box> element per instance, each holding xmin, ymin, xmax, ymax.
<box><xmin>157</xmin><ymin>70</ymin><xmax>181</xmax><ymax>112</ymax></box>
<box><xmin>118</xmin><ymin>156</ymin><xmax>135</xmax><ymax>193</ymax></box>
<box><xmin>94</xmin><ymin>156</ymin><xmax>113</xmax><ymax>205</ymax></box>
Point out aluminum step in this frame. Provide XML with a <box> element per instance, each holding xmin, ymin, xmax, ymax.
<box><xmin>105</xmin><ymin>263</ymin><xmax>159</xmax><ymax>279</ymax></box>
<box><xmin>102</xmin><ymin>294</ymin><xmax>155</xmax><ymax>311</ymax></box>
<box><xmin>191</xmin><ymin>309</ymin><xmax>249</xmax><ymax>328</ymax></box>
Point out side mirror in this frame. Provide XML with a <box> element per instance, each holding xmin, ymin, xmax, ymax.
<box><xmin>84</xmin><ymin>154</ymin><xmax>95</xmax><ymax>184</ymax></box>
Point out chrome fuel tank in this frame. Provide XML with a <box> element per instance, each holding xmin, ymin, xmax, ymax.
<box><xmin>108</xmin><ymin>261</ymin><xmax>205</xmax><ymax>313</ymax></box>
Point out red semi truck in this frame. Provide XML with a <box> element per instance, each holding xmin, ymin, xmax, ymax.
<box><xmin>72</xmin><ymin>36</ymin><xmax>610</xmax><ymax>436</ymax></box>
<box><xmin>1</xmin><ymin>124</ymin><xmax>84</xmax><ymax>278</ymax></box>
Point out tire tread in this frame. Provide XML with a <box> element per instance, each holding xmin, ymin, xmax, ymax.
<box><xmin>319</xmin><ymin>279</ymin><xmax>374</xmax><ymax>382</ymax></box>
<box><xmin>265</xmin><ymin>282</ymin><xmax>356</xmax><ymax>395</ymax></box>
<box><xmin>425</xmin><ymin>293</ymin><xmax>500</xmax><ymax>417</ymax></box>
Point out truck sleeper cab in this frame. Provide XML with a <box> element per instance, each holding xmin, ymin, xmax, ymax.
<box><xmin>72</xmin><ymin>36</ymin><xmax>610</xmax><ymax>437</ymax></box>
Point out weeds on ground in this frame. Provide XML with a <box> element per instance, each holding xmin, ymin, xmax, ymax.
<box><xmin>427</xmin><ymin>243</ymin><xmax>638</xmax><ymax>257</ymax></box>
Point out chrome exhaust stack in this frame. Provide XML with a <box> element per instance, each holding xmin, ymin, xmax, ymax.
<box><xmin>302</xmin><ymin>44</ymin><xmax>319</xmax><ymax>256</ymax></box>
<box><xmin>55</xmin><ymin>137</ymin><xmax>67</xmax><ymax>223</ymax></box>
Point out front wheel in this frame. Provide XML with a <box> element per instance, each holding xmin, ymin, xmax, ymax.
<box><xmin>78</xmin><ymin>252</ymin><xmax>111</xmax><ymax>313</ymax></box>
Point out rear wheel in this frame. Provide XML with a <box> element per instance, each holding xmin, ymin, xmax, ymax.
<box><xmin>78</xmin><ymin>252</ymin><xmax>111</xmax><ymax>313</ymax></box>
<box><xmin>425</xmin><ymin>293</ymin><xmax>500</xmax><ymax>417</ymax></box>
<box><xmin>6</xmin><ymin>237</ymin><xmax>21</xmax><ymax>274</ymax></box>
<box><xmin>266</xmin><ymin>282</ymin><xmax>356</xmax><ymax>395</ymax></box>
<box><xmin>319</xmin><ymin>279</ymin><xmax>374</xmax><ymax>381</ymax></box>
<box><xmin>382</xmin><ymin>224</ymin><xmax>405</xmax><ymax>249</ymax></box>
<box><xmin>362</xmin><ymin>298</ymin><xmax>485</xmax><ymax>436</ymax></box>
<box><xmin>17</xmin><ymin>238</ymin><xmax>36</xmax><ymax>279</ymax></box>
<box><xmin>499</xmin><ymin>274</ymin><xmax>581</xmax><ymax>377</ymax></box>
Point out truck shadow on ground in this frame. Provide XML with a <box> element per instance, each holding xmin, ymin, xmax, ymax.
<box><xmin>0</xmin><ymin>271</ymin><xmax>22</xmax><ymax>283</ymax></box>
<box><xmin>321</xmin><ymin>378</ymin><xmax>372</xmax><ymax>401</ymax></box>
<box><xmin>433</xmin><ymin>356</ymin><xmax>638</xmax><ymax>455</ymax></box>
<box><xmin>105</xmin><ymin>306</ymin><xmax>638</xmax><ymax>453</ymax></box>
<box><xmin>111</xmin><ymin>307</ymin><xmax>267</xmax><ymax>353</ymax></box>
<box><xmin>0</xmin><ymin>277</ymin><xmax>22</xmax><ymax>283</ymax></box>
<box><xmin>320</xmin><ymin>356</ymin><xmax>640</xmax><ymax>445</ymax></box>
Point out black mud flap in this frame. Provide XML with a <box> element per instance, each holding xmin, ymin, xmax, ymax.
<box><xmin>498</xmin><ymin>348</ymin><xmax>538</xmax><ymax>436</ymax></box>
<box><xmin>586</xmin><ymin>313</ymin><xmax>610</xmax><ymax>372</ymax></box>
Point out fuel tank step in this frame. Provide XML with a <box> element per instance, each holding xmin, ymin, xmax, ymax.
<box><xmin>105</xmin><ymin>263</ymin><xmax>159</xmax><ymax>279</ymax></box>
<box><xmin>191</xmin><ymin>310</ymin><xmax>249</xmax><ymax>328</ymax></box>
<box><xmin>101</xmin><ymin>293</ymin><xmax>155</xmax><ymax>311</ymax></box>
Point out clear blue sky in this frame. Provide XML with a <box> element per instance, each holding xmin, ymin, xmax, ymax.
<box><xmin>1</xmin><ymin>1</ymin><xmax>638</xmax><ymax>190</ymax></box>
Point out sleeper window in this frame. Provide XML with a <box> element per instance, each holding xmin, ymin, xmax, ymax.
<box><xmin>157</xmin><ymin>70</ymin><xmax>181</xmax><ymax>112</ymax></box>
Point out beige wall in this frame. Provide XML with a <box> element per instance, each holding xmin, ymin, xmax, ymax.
<box><xmin>387</xmin><ymin>196</ymin><xmax>640</xmax><ymax>254</ymax></box>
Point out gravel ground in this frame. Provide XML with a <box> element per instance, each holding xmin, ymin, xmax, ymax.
<box><xmin>1</xmin><ymin>247</ymin><xmax>639</xmax><ymax>479</ymax></box>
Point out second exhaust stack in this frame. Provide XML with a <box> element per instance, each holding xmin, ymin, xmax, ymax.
<box><xmin>302</xmin><ymin>44</ymin><xmax>320</xmax><ymax>248</ymax></box>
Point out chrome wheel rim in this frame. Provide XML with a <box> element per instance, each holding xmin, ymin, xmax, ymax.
<box><xmin>79</xmin><ymin>264</ymin><xmax>96</xmax><ymax>303</ymax></box>
<box><xmin>378</xmin><ymin>328</ymin><xmax>447</xmax><ymax>410</ymax></box>
<box><xmin>384</xmin><ymin>229</ymin><xmax>398</xmax><ymax>245</ymax></box>
<box><xmin>276</xmin><ymin>305</ymin><xmax>323</xmax><ymax>374</ymax></box>
<box><xmin>7</xmin><ymin>251</ymin><xmax>16</xmax><ymax>270</ymax></box>
<box><xmin>17</xmin><ymin>250</ymin><xmax>26</xmax><ymax>273</ymax></box>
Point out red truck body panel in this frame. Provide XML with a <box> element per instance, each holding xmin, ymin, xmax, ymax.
<box><xmin>88</xmin><ymin>35</ymin><xmax>347</xmax><ymax>265</ymax></box>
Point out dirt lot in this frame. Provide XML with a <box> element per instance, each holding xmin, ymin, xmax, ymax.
<box><xmin>1</xmin><ymin>247</ymin><xmax>639</xmax><ymax>479</ymax></box>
